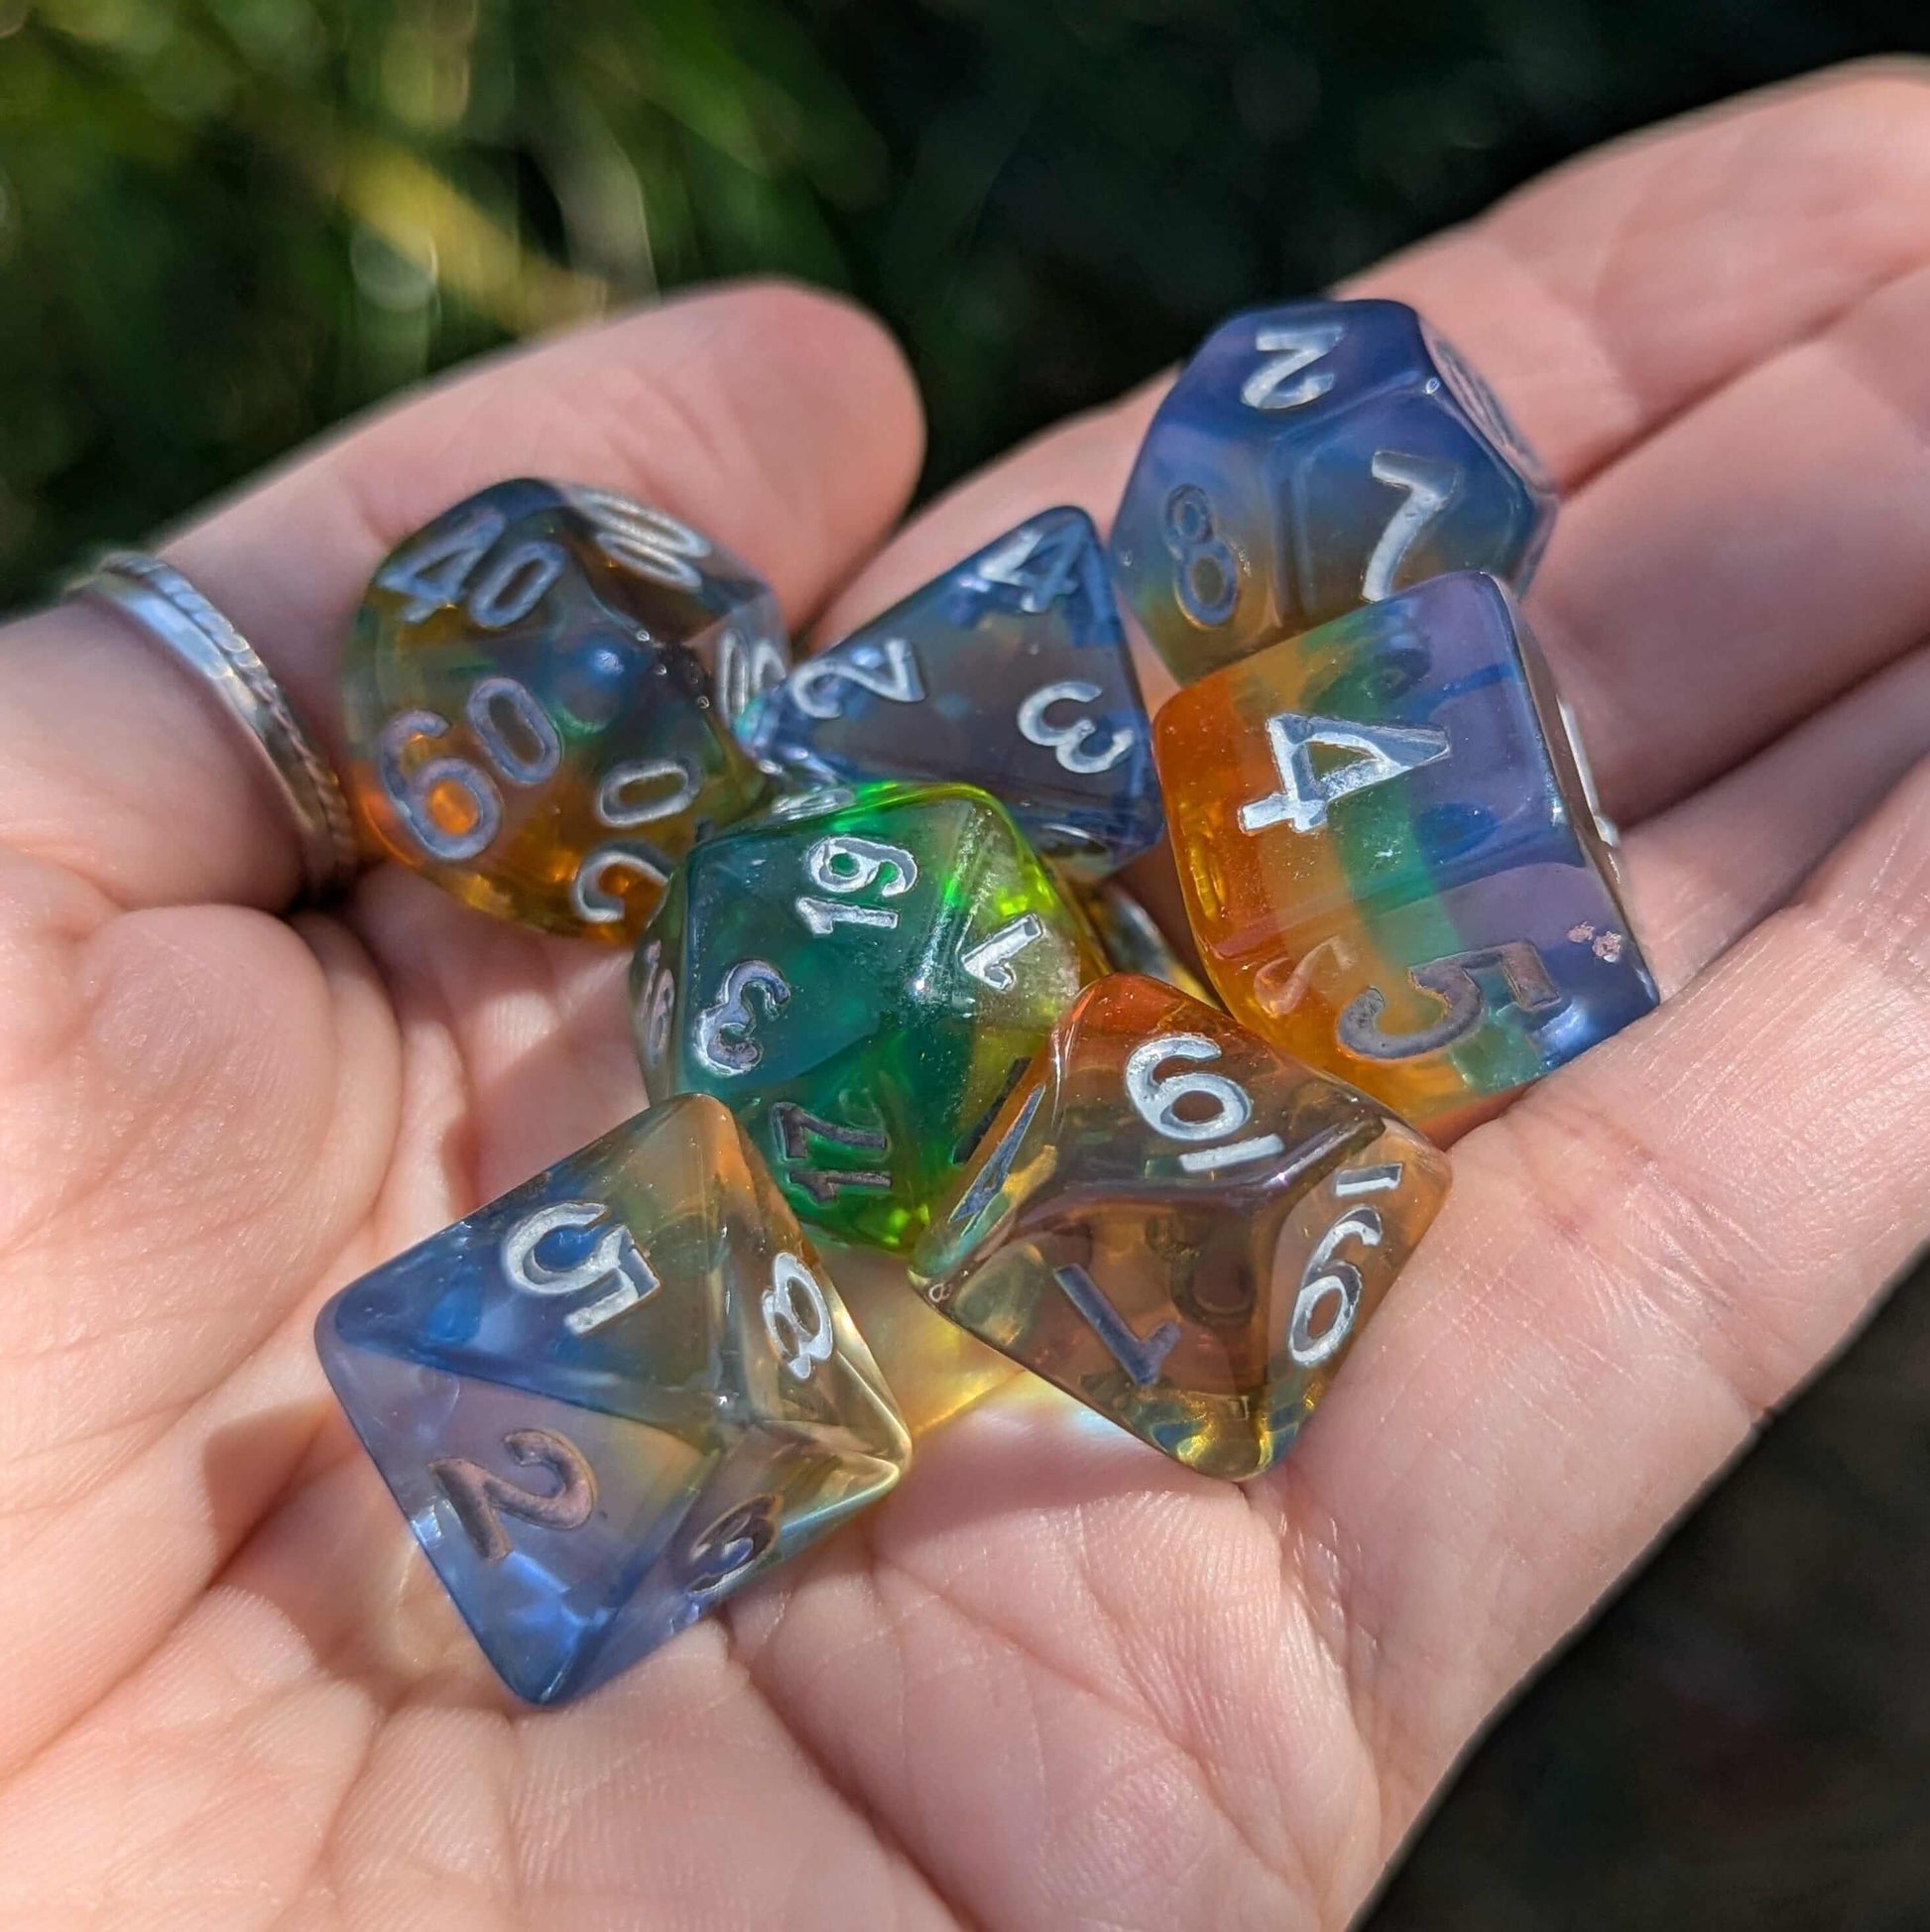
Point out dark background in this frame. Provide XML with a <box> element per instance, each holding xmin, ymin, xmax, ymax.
<box><xmin>4</xmin><ymin>3</ymin><xmax>1927</xmax><ymax>1921</ymax></box>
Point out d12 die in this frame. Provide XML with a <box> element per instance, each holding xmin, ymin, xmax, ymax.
<box><xmin>315</xmin><ymin>1094</ymin><xmax>906</xmax><ymax>1704</ymax></box>
<box><xmin>342</xmin><ymin>478</ymin><xmax>788</xmax><ymax>940</ymax></box>
<box><xmin>909</xmin><ymin>974</ymin><xmax>1448</xmax><ymax>1480</ymax></box>
<box><xmin>1109</xmin><ymin>299</ymin><xmax>1556</xmax><ymax>684</ymax></box>
<box><xmin>742</xmin><ymin>508</ymin><xmax>1160</xmax><ymax>878</ymax></box>
<box><xmin>635</xmin><ymin>782</ymin><xmax>1105</xmax><ymax>1255</ymax></box>
<box><xmin>1155</xmin><ymin>570</ymin><xmax>1656</xmax><ymax>1133</ymax></box>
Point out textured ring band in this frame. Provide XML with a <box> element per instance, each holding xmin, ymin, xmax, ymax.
<box><xmin>73</xmin><ymin>549</ymin><xmax>359</xmax><ymax>903</ymax></box>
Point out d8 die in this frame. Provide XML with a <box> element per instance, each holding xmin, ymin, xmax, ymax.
<box><xmin>742</xmin><ymin>508</ymin><xmax>1161</xmax><ymax>877</ymax></box>
<box><xmin>1155</xmin><ymin>570</ymin><xmax>1656</xmax><ymax>1134</ymax></box>
<box><xmin>342</xmin><ymin>478</ymin><xmax>788</xmax><ymax>939</ymax></box>
<box><xmin>909</xmin><ymin>974</ymin><xmax>1449</xmax><ymax>1480</ymax></box>
<box><xmin>1109</xmin><ymin>299</ymin><xmax>1556</xmax><ymax>684</ymax></box>
<box><xmin>635</xmin><ymin>782</ymin><xmax>1105</xmax><ymax>1255</ymax></box>
<box><xmin>315</xmin><ymin>1094</ymin><xmax>906</xmax><ymax>1705</ymax></box>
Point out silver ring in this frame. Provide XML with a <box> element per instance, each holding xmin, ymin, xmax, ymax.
<box><xmin>71</xmin><ymin>550</ymin><xmax>359</xmax><ymax>903</ymax></box>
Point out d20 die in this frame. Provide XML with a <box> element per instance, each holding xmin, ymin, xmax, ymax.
<box><xmin>741</xmin><ymin>508</ymin><xmax>1161</xmax><ymax>877</ymax></box>
<box><xmin>909</xmin><ymin>974</ymin><xmax>1449</xmax><ymax>1480</ymax></box>
<box><xmin>635</xmin><ymin>782</ymin><xmax>1105</xmax><ymax>1255</ymax></box>
<box><xmin>315</xmin><ymin>1094</ymin><xmax>906</xmax><ymax>1704</ymax></box>
<box><xmin>1109</xmin><ymin>299</ymin><xmax>1556</xmax><ymax>684</ymax></box>
<box><xmin>1155</xmin><ymin>570</ymin><xmax>1656</xmax><ymax>1133</ymax></box>
<box><xmin>342</xmin><ymin>478</ymin><xmax>788</xmax><ymax>939</ymax></box>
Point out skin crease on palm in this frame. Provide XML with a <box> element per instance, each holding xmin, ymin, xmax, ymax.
<box><xmin>0</xmin><ymin>60</ymin><xmax>1926</xmax><ymax>1932</ymax></box>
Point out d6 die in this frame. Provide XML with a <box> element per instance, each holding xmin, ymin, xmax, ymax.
<box><xmin>342</xmin><ymin>478</ymin><xmax>787</xmax><ymax>939</ymax></box>
<box><xmin>1155</xmin><ymin>570</ymin><xmax>1656</xmax><ymax>1133</ymax></box>
<box><xmin>1109</xmin><ymin>299</ymin><xmax>1556</xmax><ymax>684</ymax></box>
<box><xmin>635</xmin><ymin>782</ymin><xmax>1105</xmax><ymax>1254</ymax></box>
<box><xmin>315</xmin><ymin>1094</ymin><xmax>906</xmax><ymax>1705</ymax></box>
<box><xmin>742</xmin><ymin>508</ymin><xmax>1161</xmax><ymax>877</ymax></box>
<box><xmin>909</xmin><ymin>974</ymin><xmax>1448</xmax><ymax>1480</ymax></box>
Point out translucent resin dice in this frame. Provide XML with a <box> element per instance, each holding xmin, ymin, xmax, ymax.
<box><xmin>743</xmin><ymin>508</ymin><xmax>1160</xmax><ymax>877</ymax></box>
<box><xmin>909</xmin><ymin>975</ymin><xmax>1448</xmax><ymax>1479</ymax></box>
<box><xmin>1155</xmin><ymin>570</ymin><xmax>1656</xmax><ymax>1133</ymax></box>
<box><xmin>315</xmin><ymin>1094</ymin><xmax>906</xmax><ymax>1704</ymax></box>
<box><xmin>635</xmin><ymin>782</ymin><xmax>1104</xmax><ymax>1255</ymax></box>
<box><xmin>1110</xmin><ymin>299</ymin><xmax>1556</xmax><ymax>684</ymax></box>
<box><xmin>342</xmin><ymin>478</ymin><xmax>788</xmax><ymax>939</ymax></box>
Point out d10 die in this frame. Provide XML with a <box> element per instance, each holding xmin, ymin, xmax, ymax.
<box><xmin>635</xmin><ymin>782</ymin><xmax>1105</xmax><ymax>1255</ymax></box>
<box><xmin>315</xmin><ymin>1094</ymin><xmax>906</xmax><ymax>1704</ymax></box>
<box><xmin>1109</xmin><ymin>298</ymin><xmax>1556</xmax><ymax>684</ymax></box>
<box><xmin>1155</xmin><ymin>570</ymin><xmax>1656</xmax><ymax>1134</ymax></box>
<box><xmin>342</xmin><ymin>478</ymin><xmax>788</xmax><ymax>939</ymax></box>
<box><xmin>909</xmin><ymin>974</ymin><xmax>1448</xmax><ymax>1480</ymax></box>
<box><xmin>742</xmin><ymin>508</ymin><xmax>1161</xmax><ymax>878</ymax></box>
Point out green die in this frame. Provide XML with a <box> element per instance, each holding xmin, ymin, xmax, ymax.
<box><xmin>634</xmin><ymin>783</ymin><xmax>1104</xmax><ymax>1254</ymax></box>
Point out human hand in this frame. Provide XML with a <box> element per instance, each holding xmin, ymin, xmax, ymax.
<box><xmin>0</xmin><ymin>62</ymin><xmax>1924</xmax><ymax>1930</ymax></box>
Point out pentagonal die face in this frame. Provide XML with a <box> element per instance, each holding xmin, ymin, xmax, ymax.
<box><xmin>910</xmin><ymin>975</ymin><xmax>1450</xmax><ymax>1480</ymax></box>
<box><xmin>1108</xmin><ymin>299</ymin><xmax>1556</xmax><ymax>685</ymax></box>
<box><xmin>342</xmin><ymin>478</ymin><xmax>787</xmax><ymax>939</ymax></box>
<box><xmin>1156</xmin><ymin>571</ymin><xmax>1657</xmax><ymax>1134</ymax></box>
<box><xmin>742</xmin><ymin>508</ymin><xmax>1161</xmax><ymax>877</ymax></box>
<box><xmin>635</xmin><ymin>783</ymin><xmax>1104</xmax><ymax>1255</ymax></box>
<box><xmin>315</xmin><ymin>1095</ymin><xmax>907</xmax><ymax>1705</ymax></box>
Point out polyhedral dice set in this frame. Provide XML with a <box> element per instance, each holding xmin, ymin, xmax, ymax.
<box><xmin>321</xmin><ymin>297</ymin><xmax>1658</xmax><ymax>1701</ymax></box>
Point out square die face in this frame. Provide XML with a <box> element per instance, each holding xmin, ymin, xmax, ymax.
<box><xmin>315</xmin><ymin>1095</ymin><xmax>907</xmax><ymax>1703</ymax></box>
<box><xmin>638</xmin><ymin>783</ymin><xmax>1103</xmax><ymax>1253</ymax></box>
<box><xmin>342</xmin><ymin>479</ymin><xmax>784</xmax><ymax>940</ymax></box>
<box><xmin>1108</xmin><ymin>300</ymin><xmax>1555</xmax><ymax>685</ymax></box>
<box><xmin>912</xmin><ymin>975</ymin><xmax>1450</xmax><ymax>1479</ymax></box>
<box><xmin>744</xmin><ymin>509</ymin><xmax>1161</xmax><ymax>877</ymax></box>
<box><xmin>1158</xmin><ymin>573</ymin><xmax>1656</xmax><ymax>1127</ymax></box>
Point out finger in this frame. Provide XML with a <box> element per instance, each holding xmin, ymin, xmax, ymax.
<box><xmin>0</xmin><ymin>281</ymin><xmax>923</xmax><ymax>909</ymax></box>
<box><xmin>1627</xmin><ymin>642</ymin><xmax>1930</xmax><ymax>989</ymax></box>
<box><xmin>815</xmin><ymin>65</ymin><xmax>1930</xmax><ymax>830</ymax></box>
<box><xmin>1266</xmin><ymin>751</ymin><xmax>1930</xmax><ymax>1857</ymax></box>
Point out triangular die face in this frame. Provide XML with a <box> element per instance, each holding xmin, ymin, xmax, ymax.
<box><xmin>327</xmin><ymin>1099</ymin><xmax>742</xmax><ymax>1434</ymax></box>
<box><xmin>744</xmin><ymin>512</ymin><xmax>1157</xmax><ymax>870</ymax></box>
<box><xmin>315</xmin><ymin>1337</ymin><xmax>714</xmax><ymax>1704</ymax></box>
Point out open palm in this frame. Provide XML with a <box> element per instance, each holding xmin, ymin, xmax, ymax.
<box><xmin>1</xmin><ymin>64</ymin><xmax>1926</xmax><ymax>1930</ymax></box>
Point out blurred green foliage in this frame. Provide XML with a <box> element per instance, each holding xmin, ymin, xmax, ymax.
<box><xmin>1</xmin><ymin>0</ymin><xmax>1923</xmax><ymax>602</ymax></box>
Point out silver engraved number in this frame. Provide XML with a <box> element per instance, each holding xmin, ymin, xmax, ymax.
<box><xmin>375</xmin><ymin>507</ymin><xmax>506</xmax><ymax>623</ymax></box>
<box><xmin>771</xmin><ymin>1103</ymin><xmax>892</xmax><ymax>1203</ymax></box>
<box><xmin>1124</xmin><ymin>1033</ymin><xmax>1285</xmax><ymax>1175</ymax></box>
<box><xmin>787</xmin><ymin>637</ymin><xmax>925</xmax><ymax>720</ymax></box>
<box><xmin>376</xmin><ymin>708</ymin><xmax>501</xmax><ymax>862</ymax></box>
<box><xmin>1338</xmin><ymin>941</ymin><xmax>1566</xmax><ymax>1060</ymax></box>
<box><xmin>501</xmin><ymin>1199</ymin><xmax>661</xmax><ymax>1336</ymax></box>
<box><xmin>596</xmin><ymin>757</ymin><xmax>699</xmax><ymax>829</ymax></box>
<box><xmin>958</xmin><ymin>913</ymin><xmax>1044</xmax><ymax>991</ymax></box>
<box><xmin>569</xmin><ymin>487</ymin><xmax>713</xmax><ymax>591</ymax></box>
<box><xmin>680</xmin><ymin>1494</ymin><xmax>780</xmax><ymax>1598</ymax></box>
<box><xmin>1241</xmin><ymin>318</ymin><xmax>1347</xmax><ymax>412</ymax></box>
<box><xmin>378</xmin><ymin>673</ymin><xmax>559</xmax><ymax>864</ymax></box>
<box><xmin>795</xmin><ymin>834</ymin><xmax>918</xmax><ymax>935</ymax></box>
<box><xmin>1288</xmin><ymin>1206</ymin><xmax>1384</xmax><ymax>1369</ymax></box>
<box><xmin>571</xmin><ymin>847</ymin><xmax>667</xmax><ymax>924</ymax></box>
<box><xmin>429</xmin><ymin>1428</ymin><xmax>597</xmax><ymax>1563</ymax></box>
<box><xmin>1332</xmin><ymin>1163</ymin><xmax>1402</xmax><ymax>1198</ymax></box>
<box><xmin>466</xmin><ymin>674</ymin><xmax>561</xmax><ymax>786</ymax></box>
<box><xmin>1362</xmin><ymin>450</ymin><xmax>1459</xmax><ymax>602</ymax></box>
<box><xmin>715</xmin><ymin>627</ymin><xmax>790</xmax><ymax>723</ymax></box>
<box><xmin>465</xmin><ymin>538</ymin><xmax>567</xmax><ymax>630</ymax></box>
<box><xmin>1053</xmin><ymin>1263</ymin><xmax>1181</xmax><ymax>1389</ymax></box>
<box><xmin>695</xmin><ymin>959</ymin><xmax>791</xmax><ymax>1074</ymax></box>
<box><xmin>634</xmin><ymin>939</ymin><xmax>676</xmax><ymax>1072</ymax></box>
<box><xmin>966</xmin><ymin>519</ymin><xmax>1087</xmax><ymax>613</ymax></box>
<box><xmin>1237</xmin><ymin>710</ymin><xmax>1451</xmax><ymax>836</ymax></box>
<box><xmin>762</xmin><ymin>1251</ymin><xmax>836</xmax><ymax>1382</ymax></box>
<box><xmin>1016</xmin><ymin>680</ymin><xmax>1137</xmax><ymax>776</ymax></box>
